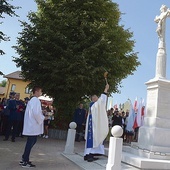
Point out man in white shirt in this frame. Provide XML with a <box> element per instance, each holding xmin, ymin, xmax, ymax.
<box><xmin>20</xmin><ymin>86</ymin><xmax>45</xmax><ymax>168</ymax></box>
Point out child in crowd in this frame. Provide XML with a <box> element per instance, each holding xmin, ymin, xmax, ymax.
<box><xmin>43</xmin><ymin>115</ymin><xmax>50</xmax><ymax>138</ymax></box>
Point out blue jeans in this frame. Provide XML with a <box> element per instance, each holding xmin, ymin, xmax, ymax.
<box><xmin>22</xmin><ymin>136</ymin><xmax>37</xmax><ymax>162</ymax></box>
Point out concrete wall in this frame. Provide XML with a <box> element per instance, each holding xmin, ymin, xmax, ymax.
<box><xmin>48</xmin><ymin>129</ymin><xmax>68</xmax><ymax>140</ymax></box>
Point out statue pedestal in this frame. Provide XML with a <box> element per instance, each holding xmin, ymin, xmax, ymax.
<box><xmin>122</xmin><ymin>78</ymin><xmax>170</xmax><ymax>169</ymax></box>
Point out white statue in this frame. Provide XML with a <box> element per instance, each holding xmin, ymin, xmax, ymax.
<box><xmin>154</xmin><ymin>5</ymin><xmax>170</xmax><ymax>79</ymax></box>
<box><xmin>154</xmin><ymin>4</ymin><xmax>170</xmax><ymax>43</ymax></box>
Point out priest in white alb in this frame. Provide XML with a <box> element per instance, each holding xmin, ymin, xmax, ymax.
<box><xmin>84</xmin><ymin>84</ymin><xmax>109</xmax><ymax>162</ymax></box>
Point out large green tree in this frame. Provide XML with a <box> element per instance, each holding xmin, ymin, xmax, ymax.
<box><xmin>0</xmin><ymin>0</ymin><xmax>18</xmax><ymax>75</ymax></box>
<box><xmin>14</xmin><ymin>0</ymin><xmax>140</xmax><ymax>129</ymax></box>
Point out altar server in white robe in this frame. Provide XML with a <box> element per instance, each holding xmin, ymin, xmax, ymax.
<box><xmin>20</xmin><ymin>86</ymin><xmax>45</xmax><ymax>168</ymax></box>
<box><xmin>84</xmin><ymin>84</ymin><xmax>109</xmax><ymax>162</ymax></box>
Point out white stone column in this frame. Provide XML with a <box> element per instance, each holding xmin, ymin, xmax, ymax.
<box><xmin>64</xmin><ymin>122</ymin><xmax>77</xmax><ymax>154</ymax></box>
<box><xmin>155</xmin><ymin>47</ymin><xmax>166</xmax><ymax>79</ymax></box>
<box><xmin>106</xmin><ymin>125</ymin><xmax>123</xmax><ymax>170</ymax></box>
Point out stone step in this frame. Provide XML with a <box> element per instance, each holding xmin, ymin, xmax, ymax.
<box><xmin>62</xmin><ymin>152</ymin><xmax>140</xmax><ymax>170</ymax></box>
<box><xmin>122</xmin><ymin>151</ymin><xmax>170</xmax><ymax>170</ymax></box>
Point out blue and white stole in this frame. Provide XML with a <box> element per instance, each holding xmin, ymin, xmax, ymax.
<box><xmin>86</xmin><ymin>102</ymin><xmax>94</xmax><ymax>148</ymax></box>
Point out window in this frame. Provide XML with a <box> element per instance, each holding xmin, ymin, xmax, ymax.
<box><xmin>25</xmin><ymin>87</ymin><xmax>31</xmax><ymax>94</ymax></box>
<box><xmin>11</xmin><ymin>84</ymin><xmax>16</xmax><ymax>91</ymax></box>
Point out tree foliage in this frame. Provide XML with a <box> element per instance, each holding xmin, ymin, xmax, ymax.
<box><xmin>0</xmin><ymin>79</ymin><xmax>7</xmax><ymax>87</ymax></box>
<box><xmin>13</xmin><ymin>0</ymin><xmax>140</xmax><ymax>128</ymax></box>
<box><xmin>0</xmin><ymin>0</ymin><xmax>18</xmax><ymax>55</ymax></box>
<box><xmin>0</xmin><ymin>71</ymin><xmax>3</xmax><ymax>75</ymax></box>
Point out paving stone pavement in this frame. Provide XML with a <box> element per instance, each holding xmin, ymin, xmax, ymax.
<box><xmin>0</xmin><ymin>135</ymin><xmax>139</xmax><ymax>170</ymax></box>
<box><xmin>0</xmin><ymin>135</ymin><xmax>81</xmax><ymax>170</ymax></box>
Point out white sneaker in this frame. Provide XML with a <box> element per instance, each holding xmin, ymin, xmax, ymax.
<box><xmin>45</xmin><ymin>135</ymin><xmax>48</xmax><ymax>139</ymax></box>
<box><xmin>43</xmin><ymin>135</ymin><xmax>46</xmax><ymax>138</ymax></box>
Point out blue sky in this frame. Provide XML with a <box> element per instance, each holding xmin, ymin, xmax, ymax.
<box><xmin>1</xmin><ymin>0</ymin><xmax>170</xmax><ymax>105</ymax></box>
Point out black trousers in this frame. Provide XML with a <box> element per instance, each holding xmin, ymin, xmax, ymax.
<box><xmin>5</xmin><ymin>120</ymin><xmax>18</xmax><ymax>140</ymax></box>
<box><xmin>1</xmin><ymin>115</ymin><xmax>9</xmax><ymax>135</ymax></box>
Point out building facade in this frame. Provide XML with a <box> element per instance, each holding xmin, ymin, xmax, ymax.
<box><xmin>0</xmin><ymin>87</ymin><xmax>5</xmax><ymax>99</ymax></box>
<box><xmin>3</xmin><ymin>71</ymin><xmax>31</xmax><ymax>100</ymax></box>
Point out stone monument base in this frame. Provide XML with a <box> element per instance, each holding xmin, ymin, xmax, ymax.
<box><xmin>122</xmin><ymin>145</ymin><xmax>170</xmax><ymax>170</ymax></box>
<box><xmin>104</xmin><ymin>78</ymin><xmax>170</xmax><ymax>169</ymax></box>
<box><xmin>120</xmin><ymin>78</ymin><xmax>170</xmax><ymax>169</ymax></box>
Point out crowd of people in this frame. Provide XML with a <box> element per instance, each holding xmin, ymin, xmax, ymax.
<box><xmin>0</xmin><ymin>93</ymin><xmax>28</xmax><ymax>142</ymax></box>
<box><xmin>107</xmin><ymin>106</ymin><xmax>144</xmax><ymax>144</ymax></box>
<box><xmin>73</xmin><ymin>103</ymin><xmax>144</xmax><ymax>146</ymax></box>
<box><xmin>0</xmin><ymin>92</ymin><xmax>53</xmax><ymax>142</ymax></box>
